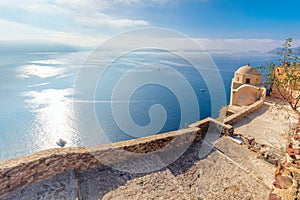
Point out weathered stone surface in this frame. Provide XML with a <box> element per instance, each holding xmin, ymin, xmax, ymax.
<box><xmin>0</xmin><ymin>128</ymin><xmax>199</xmax><ymax>198</ymax></box>
<box><xmin>269</xmin><ymin>117</ymin><xmax>300</xmax><ymax>199</ymax></box>
<box><xmin>224</xmin><ymin>100</ymin><xmax>264</xmax><ymax>125</ymax></box>
<box><xmin>213</xmin><ymin>136</ymin><xmax>275</xmax><ymax>187</ymax></box>
<box><xmin>78</xmin><ymin>139</ymin><xmax>270</xmax><ymax>200</ymax></box>
<box><xmin>286</xmin><ymin>148</ymin><xmax>300</xmax><ymax>158</ymax></box>
<box><xmin>2</xmin><ymin>170</ymin><xmax>77</xmax><ymax>200</ymax></box>
<box><xmin>0</xmin><ymin>133</ymin><xmax>272</xmax><ymax>199</ymax></box>
<box><xmin>172</xmin><ymin>138</ymin><xmax>270</xmax><ymax>200</ymax></box>
<box><xmin>273</xmin><ymin>175</ymin><xmax>293</xmax><ymax>189</ymax></box>
<box><xmin>188</xmin><ymin>117</ymin><xmax>234</xmax><ymax>136</ymax></box>
<box><xmin>293</xmin><ymin>133</ymin><xmax>300</xmax><ymax>140</ymax></box>
<box><xmin>268</xmin><ymin>193</ymin><xmax>282</xmax><ymax>200</ymax></box>
<box><xmin>79</xmin><ymin>167</ymin><xmax>189</xmax><ymax>200</ymax></box>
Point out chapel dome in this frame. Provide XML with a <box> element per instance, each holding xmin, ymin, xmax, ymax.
<box><xmin>235</xmin><ymin>64</ymin><xmax>261</xmax><ymax>75</ymax></box>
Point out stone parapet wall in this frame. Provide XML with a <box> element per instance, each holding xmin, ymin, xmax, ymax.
<box><xmin>0</xmin><ymin>118</ymin><xmax>234</xmax><ymax>199</ymax></box>
<box><xmin>189</xmin><ymin>117</ymin><xmax>234</xmax><ymax>136</ymax></box>
<box><xmin>224</xmin><ymin>100</ymin><xmax>265</xmax><ymax>125</ymax></box>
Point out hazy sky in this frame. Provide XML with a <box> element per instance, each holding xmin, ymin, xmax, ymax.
<box><xmin>0</xmin><ymin>0</ymin><xmax>300</xmax><ymax>52</ymax></box>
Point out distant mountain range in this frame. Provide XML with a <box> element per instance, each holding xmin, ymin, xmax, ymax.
<box><xmin>267</xmin><ymin>47</ymin><xmax>300</xmax><ymax>55</ymax></box>
<box><xmin>0</xmin><ymin>40</ymin><xmax>90</xmax><ymax>54</ymax></box>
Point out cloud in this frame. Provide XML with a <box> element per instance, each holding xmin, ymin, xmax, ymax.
<box><xmin>82</xmin><ymin>30</ymin><xmax>300</xmax><ymax>53</ymax></box>
<box><xmin>95</xmin><ymin>0</ymin><xmax>208</xmax><ymax>8</ymax></box>
<box><xmin>1</xmin><ymin>18</ymin><xmax>299</xmax><ymax>52</ymax></box>
<box><xmin>76</xmin><ymin>15</ymin><xmax>148</xmax><ymax>27</ymax></box>
<box><xmin>0</xmin><ymin>19</ymin><xmax>57</xmax><ymax>40</ymax></box>
<box><xmin>0</xmin><ymin>19</ymin><xmax>105</xmax><ymax>47</ymax></box>
<box><xmin>0</xmin><ymin>0</ymin><xmax>149</xmax><ymax>31</ymax></box>
<box><xmin>0</xmin><ymin>0</ymin><xmax>150</xmax><ymax>47</ymax></box>
<box><xmin>0</xmin><ymin>1</ymin><xmax>298</xmax><ymax>52</ymax></box>
<box><xmin>94</xmin><ymin>0</ymin><xmax>172</xmax><ymax>7</ymax></box>
<box><xmin>50</xmin><ymin>32</ymin><xmax>105</xmax><ymax>47</ymax></box>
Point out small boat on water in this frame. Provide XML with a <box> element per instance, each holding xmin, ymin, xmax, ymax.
<box><xmin>200</xmin><ymin>89</ymin><xmax>205</xmax><ymax>92</ymax></box>
<box><xmin>56</xmin><ymin>139</ymin><xmax>67</xmax><ymax>147</ymax></box>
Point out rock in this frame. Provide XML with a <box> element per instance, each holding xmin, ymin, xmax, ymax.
<box><xmin>286</xmin><ymin>148</ymin><xmax>296</xmax><ymax>159</ymax></box>
<box><xmin>273</xmin><ymin>174</ymin><xmax>293</xmax><ymax>189</ymax></box>
<box><xmin>244</xmin><ymin>135</ymin><xmax>255</xmax><ymax>144</ymax></box>
<box><xmin>294</xmin><ymin>148</ymin><xmax>300</xmax><ymax>155</ymax></box>
<box><xmin>294</xmin><ymin>133</ymin><xmax>300</xmax><ymax>140</ymax></box>
<box><xmin>275</xmin><ymin>164</ymin><xmax>282</xmax><ymax>176</ymax></box>
<box><xmin>268</xmin><ymin>193</ymin><xmax>282</xmax><ymax>200</ymax></box>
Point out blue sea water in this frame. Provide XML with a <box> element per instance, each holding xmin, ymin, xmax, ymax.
<box><xmin>0</xmin><ymin>50</ymin><xmax>278</xmax><ymax>161</ymax></box>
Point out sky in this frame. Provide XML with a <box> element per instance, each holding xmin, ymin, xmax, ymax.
<box><xmin>0</xmin><ymin>0</ymin><xmax>300</xmax><ymax>52</ymax></box>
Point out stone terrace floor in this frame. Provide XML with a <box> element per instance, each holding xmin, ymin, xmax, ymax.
<box><xmin>233</xmin><ymin>97</ymin><xmax>299</xmax><ymax>155</ymax></box>
<box><xmin>4</xmin><ymin>137</ymin><xmax>274</xmax><ymax>200</ymax></box>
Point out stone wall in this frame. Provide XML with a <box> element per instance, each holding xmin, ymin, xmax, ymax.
<box><xmin>271</xmin><ymin>88</ymin><xmax>300</xmax><ymax>108</ymax></box>
<box><xmin>189</xmin><ymin>117</ymin><xmax>234</xmax><ymax>136</ymax></box>
<box><xmin>231</xmin><ymin>85</ymin><xmax>264</xmax><ymax>106</ymax></box>
<box><xmin>224</xmin><ymin>100</ymin><xmax>265</xmax><ymax>125</ymax></box>
<box><xmin>268</xmin><ymin>117</ymin><xmax>300</xmax><ymax>200</ymax></box>
<box><xmin>0</xmin><ymin>118</ymin><xmax>233</xmax><ymax>199</ymax></box>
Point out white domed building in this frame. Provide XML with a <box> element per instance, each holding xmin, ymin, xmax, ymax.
<box><xmin>230</xmin><ymin>64</ymin><xmax>266</xmax><ymax>106</ymax></box>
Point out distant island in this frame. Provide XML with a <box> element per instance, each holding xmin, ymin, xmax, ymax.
<box><xmin>267</xmin><ymin>46</ymin><xmax>300</xmax><ymax>55</ymax></box>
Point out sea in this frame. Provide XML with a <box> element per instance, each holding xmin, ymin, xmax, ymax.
<box><xmin>0</xmin><ymin>49</ymin><xmax>279</xmax><ymax>161</ymax></box>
